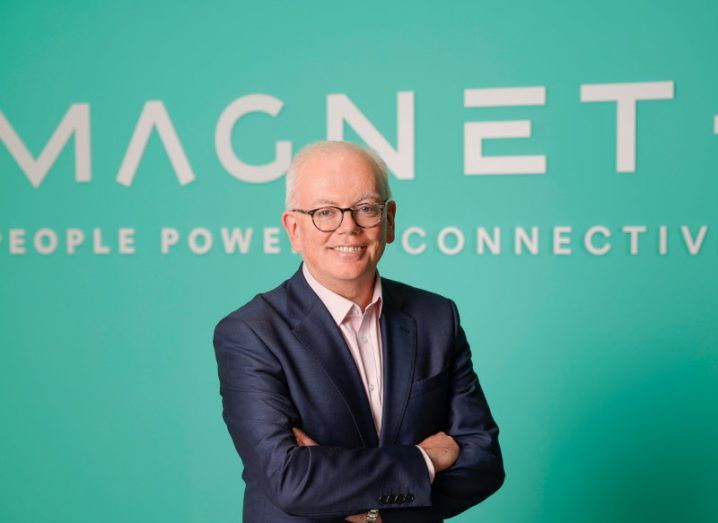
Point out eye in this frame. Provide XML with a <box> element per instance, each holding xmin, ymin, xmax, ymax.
<box><xmin>357</xmin><ymin>204</ymin><xmax>379</xmax><ymax>215</ymax></box>
<box><xmin>315</xmin><ymin>207</ymin><xmax>336</xmax><ymax>219</ymax></box>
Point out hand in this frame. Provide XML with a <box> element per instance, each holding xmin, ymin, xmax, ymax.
<box><xmin>344</xmin><ymin>513</ymin><xmax>383</xmax><ymax>523</ymax></box>
<box><xmin>292</xmin><ymin>428</ymin><xmax>381</xmax><ymax>523</ymax></box>
<box><xmin>292</xmin><ymin>427</ymin><xmax>318</xmax><ymax>446</ymax></box>
<box><xmin>418</xmin><ymin>431</ymin><xmax>460</xmax><ymax>472</ymax></box>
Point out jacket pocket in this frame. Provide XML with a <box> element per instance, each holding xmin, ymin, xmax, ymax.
<box><xmin>410</xmin><ymin>365</ymin><xmax>451</xmax><ymax>397</ymax></box>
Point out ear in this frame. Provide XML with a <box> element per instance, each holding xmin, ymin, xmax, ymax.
<box><xmin>385</xmin><ymin>200</ymin><xmax>397</xmax><ymax>244</ymax></box>
<box><xmin>282</xmin><ymin>210</ymin><xmax>303</xmax><ymax>253</ymax></box>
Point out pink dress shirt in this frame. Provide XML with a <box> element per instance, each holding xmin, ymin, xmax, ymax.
<box><xmin>302</xmin><ymin>264</ymin><xmax>435</xmax><ymax>482</ymax></box>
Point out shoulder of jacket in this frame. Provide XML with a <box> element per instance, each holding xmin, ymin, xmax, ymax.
<box><xmin>214</xmin><ymin>278</ymin><xmax>292</xmax><ymax>331</ymax></box>
<box><xmin>381</xmin><ymin>276</ymin><xmax>455</xmax><ymax>309</ymax></box>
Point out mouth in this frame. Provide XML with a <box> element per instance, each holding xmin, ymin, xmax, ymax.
<box><xmin>330</xmin><ymin>245</ymin><xmax>366</xmax><ymax>253</ymax></box>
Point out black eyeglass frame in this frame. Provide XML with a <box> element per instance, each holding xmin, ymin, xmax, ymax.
<box><xmin>291</xmin><ymin>200</ymin><xmax>391</xmax><ymax>232</ymax></box>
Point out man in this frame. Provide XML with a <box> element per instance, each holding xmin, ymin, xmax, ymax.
<box><xmin>213</xmin><ymin>141</ymin><xmax>504</xmax><ymax>522</ymax></box>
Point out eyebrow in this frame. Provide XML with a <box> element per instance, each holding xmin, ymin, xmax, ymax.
<box><xmin>309</xmin><ymin>192</ymin><xmax>382</xmax><ymax>207</ymax></box>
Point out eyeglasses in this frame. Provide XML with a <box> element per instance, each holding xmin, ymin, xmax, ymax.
<box><xmin>292</xmin><ymin>200</ymin><xmax>389</xmax><ymax>232</ymax></box>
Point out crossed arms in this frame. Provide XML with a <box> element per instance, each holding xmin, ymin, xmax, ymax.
<box><xmin>213</xmin><ymin>300</ymin><xmax>504</xmax><ymax>521</ymax></box>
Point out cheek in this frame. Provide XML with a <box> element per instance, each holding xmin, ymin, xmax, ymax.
<box><xmin>301</xmin><ymin>231</ymin><xmax>331</xmax><ymax>258</ymax></box>
<box><xmin>368</xmin><ymin>235</ymin><xmax>387</xmax><ymax>257</ymax></box>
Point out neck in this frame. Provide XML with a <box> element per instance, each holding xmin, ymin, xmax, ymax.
<box><xmin>305</xmin><ymin>265</ymin><xmax>376</xmax><ymax>311</ymax></box>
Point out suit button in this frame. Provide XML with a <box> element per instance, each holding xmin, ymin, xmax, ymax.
<box><xmin>388</xmin><ymin>494</ymin><xmax>397</xmax><ymax>504</ymax></box>
<box><xmin>379</xmin><ymin>495</ymin><xmax>388</xmax><ymax>504</ymax></box>
<box><xmin>396</xmin><ymin>494</ymin><xmax>406</xmax><ymax>503</ymax></box>
<box><xmin>406</xmin><ymin>493</ymin><xmax>415</xmax><ymax>503</ymax></box>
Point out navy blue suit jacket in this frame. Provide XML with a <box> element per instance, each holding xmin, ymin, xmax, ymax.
<box><xmin>213</xmin><ymin>266</ymin><xmax>504</xmax><ymax>522</ymax></box>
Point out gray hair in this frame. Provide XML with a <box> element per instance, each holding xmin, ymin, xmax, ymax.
<box><xmin>285</xmin><ymin>141</ymin><xmax>392</xmax><ymax>209</ymax></box>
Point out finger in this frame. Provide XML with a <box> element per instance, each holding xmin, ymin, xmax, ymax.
<box><xmin>292</xmin><ymin>427</ymin><xmax>306</xmax><ymax>446</ymax></box>
<box><xmin>292</xmin><ymin>427</ymin><xmax>318</xmax><ymax>446</ymax></box>
<box><xmin>303</xmin><ymin>432</ymin><xmax>318</xmax><ymax>446</ymax></box>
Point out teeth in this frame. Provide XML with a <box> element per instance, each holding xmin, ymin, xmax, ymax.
<box><xmin>334</xmin><ymin>246</ymin><xmax>363</xmax><ymax>252</ymax></box>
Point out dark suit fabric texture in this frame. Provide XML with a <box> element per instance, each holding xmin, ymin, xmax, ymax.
<box><xmin>213</xmin><ymin>266</ymin><xmax>505</xmax><ymax>522</ymax></box>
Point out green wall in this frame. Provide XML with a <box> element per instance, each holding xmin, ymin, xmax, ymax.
<box><xmin>1</xmin><ymin>1</ymin><xmax>716</xmax><ymax>521</ymax></box>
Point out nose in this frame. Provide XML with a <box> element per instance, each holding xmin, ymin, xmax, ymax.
<box><xmin>336</xmin><ymin>209</ymin><xmax>360</xmax><ymax>233</ymax></box>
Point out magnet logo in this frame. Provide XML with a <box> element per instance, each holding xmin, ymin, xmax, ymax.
<box><xmin>3</xmin><ymin>80</ymin><xmax>702</xmax><ymax>190</ymax></box>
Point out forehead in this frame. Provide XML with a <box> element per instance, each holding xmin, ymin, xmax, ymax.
<box><xmin>294</xmin><ymin>149</ymin><xmax>381</xmax><ymax>205</ymax></box>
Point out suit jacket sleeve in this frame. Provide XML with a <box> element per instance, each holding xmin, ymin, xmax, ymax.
<box><xmin>213</xmin><ymin>315</ymin><xmax>433</xmax><ymax>519</ymax></box>
<box><xmin>383</xmin><ymin>299</ymin><xmax>505</xmax><ymax>523</ymax></box>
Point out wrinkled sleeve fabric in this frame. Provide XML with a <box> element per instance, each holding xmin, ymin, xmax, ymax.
<box><xmin>213</xmin><ymin>315</ymin><xmax>433</xmax><ymax>519</ymax></box>
<box><xmin>383</xmin><ymin>300</ymin><xmax>505</xmax><ymax>523</ymax></box>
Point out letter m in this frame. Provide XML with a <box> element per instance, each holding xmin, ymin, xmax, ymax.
<box><xmin>0</xmin><ymin>104</ymin><xmax>90</xmax><ymax>188</ymax></box>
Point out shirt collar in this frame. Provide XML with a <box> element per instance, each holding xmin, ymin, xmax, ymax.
<box><xmin>302</xmin><ymin>263</ymin><xmax>383</xmax><ymax>325</ymax></box>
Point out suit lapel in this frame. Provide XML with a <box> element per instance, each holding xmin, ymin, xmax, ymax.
<box><xmin>379</xmin><ymin>279</ymin><xmax>417</xmax><ymax>446</ymax></box>
<box><xmin>289</xmin><ymin>268</ymin><xmax>379</xmax><ymax>447</ymax></box>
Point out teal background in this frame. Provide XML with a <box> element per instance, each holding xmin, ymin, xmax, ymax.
<box><xmin>2</xmin><ymin>1</ymin><xmax>717</xmax><ymax>521</ymax></box>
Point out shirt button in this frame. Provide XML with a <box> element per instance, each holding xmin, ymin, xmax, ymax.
<box><xmin>369</xmin><ymin>384</ymin><xmax>375</xmax><ymax>391</ymax></box>
<box><xmin>360</xmin><ymin>336</ymin><xmax>368</xmax><ymax>343</ymax></box>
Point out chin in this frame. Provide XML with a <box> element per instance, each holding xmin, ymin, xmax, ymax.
<box><xmin>328</xmin><ymin>264</ymin><xmax>374</xmax><ymax>283</ymax></box>
<box><xmin>331</xmin><ymin>268</ymin><xmax>367</xmax><ymax>282</ymax></box>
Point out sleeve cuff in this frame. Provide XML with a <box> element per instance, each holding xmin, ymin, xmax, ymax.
<box><xmin>416</xmin><ymin>445</ymin><xmax>435</xmax><ymax>483</ymax></box>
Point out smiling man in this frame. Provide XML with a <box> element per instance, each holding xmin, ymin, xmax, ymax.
<box><xmin>213</xmin><ymin>141</ymin><xmax>504</xmax><ymax>523</ymax></box>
